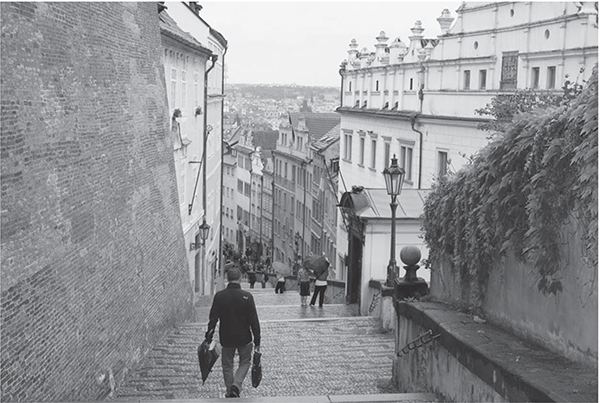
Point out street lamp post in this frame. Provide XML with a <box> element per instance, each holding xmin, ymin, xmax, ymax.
<box><xmin>382</xmin><ymin>155</ymin><xmax>405</xmax><ymax>287</ymax></box>
<box><xmin>191</xmin><ymin>219</ymin><xmax>211</xmax><ymax>292</ymax></box>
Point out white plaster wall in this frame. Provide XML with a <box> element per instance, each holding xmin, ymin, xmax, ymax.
<box><xmin>360</xmin><ymin>219</ymin><xmax>430</xmax><ymax>316</ymax></box>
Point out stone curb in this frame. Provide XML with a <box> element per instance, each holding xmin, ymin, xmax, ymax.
<box><xmin>118</xmin><ymin>392</ymin><xmax>439</xmax><ymax>402</ymax></box>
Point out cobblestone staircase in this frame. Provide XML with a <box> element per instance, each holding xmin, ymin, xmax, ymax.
<box><xmin>110</xmin><ymin>283</ymin><xmax>439</xmax><ymax>402</ymax></box>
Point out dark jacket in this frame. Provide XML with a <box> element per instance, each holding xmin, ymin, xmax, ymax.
<box><xmin>205</xmin><ymin>283</ymin><xmax>261</xmax><ymax>347</ymax></box>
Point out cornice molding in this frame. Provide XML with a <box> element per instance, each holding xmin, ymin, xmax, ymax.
<box><xmin>336</xmin><ymin>106</ymin><xmax>489</xmax><ymax>124</ymax></box>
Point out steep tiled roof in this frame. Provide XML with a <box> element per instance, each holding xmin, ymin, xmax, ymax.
<box><xmin>311</xmin><ymin>124</ymin><xmax>340</xmax><ymax>153</ymax></box>
<box><xmin>252</xmin><ymin>130</ymin><xmax>279</xmax><ymax>151</ymax></box>
<box><xmin>288</xmin><ymin>112</ymin><xmax>341</xmax><ymax>141</ymax></box>
<box><xmin>159</xmin><ymin>11</ymin><xmax>212</xmax><ymax>56</ymax></box>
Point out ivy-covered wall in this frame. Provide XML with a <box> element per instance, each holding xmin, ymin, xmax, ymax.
<box><xmin>423</xmin><ymin>66</ymin><xmax>598</xmax><ymax>367</ymax></box>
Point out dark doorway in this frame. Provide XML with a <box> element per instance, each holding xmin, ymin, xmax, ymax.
<box><xmin>346</xmin><ymin>233</ymin><xmax>363</xmax><ymax>304</ymax></box>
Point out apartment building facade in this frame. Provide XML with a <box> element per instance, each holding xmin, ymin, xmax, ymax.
<box><xmin>272</xmin><ymin>113</ymin><xmax>341</xmax><ymax>272</ymax></box>
<box><xmin>161</xmin><ymin>2</ymin><xmax>228</xmax><ymax>295</ymax></box>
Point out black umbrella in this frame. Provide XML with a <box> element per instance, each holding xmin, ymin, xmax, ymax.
<box><xmin>198</xmin><ymin>339</ymin><xmax>219</xmax><ymax>385</ymax></box>
<box><xmin>251</xmin><ymin>351</ymin><xmax>262</xmax><ymax>388</ymax></box>
<box><xmin>303</xmin><ymin>255</ymin><xmax>329</xmax><ymax>276</ymax></box>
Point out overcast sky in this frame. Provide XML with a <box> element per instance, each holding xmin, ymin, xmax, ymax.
<box><xmin>199</xmin><ymin>1</ymin><xmax>463</xmax><ymax>87</ymax></box>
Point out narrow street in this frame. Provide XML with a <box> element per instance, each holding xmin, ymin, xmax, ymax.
<box><xmin>111</xmin><ymin>282</ymin><xmax>438</xmax><ymax>402</ymax></box>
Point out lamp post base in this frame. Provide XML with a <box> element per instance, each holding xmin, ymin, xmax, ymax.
<box><xmin>386</xmin><ymin>263</ymin><xmax>399</xmax><ymax>288</ymax></box>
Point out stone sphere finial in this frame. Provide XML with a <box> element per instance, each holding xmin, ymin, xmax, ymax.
<box><xmin>400</xmin><ymin>246</ymin><xmax>421</xmax><ymax>266</ymax></box>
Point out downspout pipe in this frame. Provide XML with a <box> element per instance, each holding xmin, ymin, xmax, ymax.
<box><xmin>202</xmin><ymin>53</ymin><xmax>218</xmax><ymax>219</ymax></box>
<box><xmin>410</xmin><ymin>113</ymin><xmax>423</xmax><ymax>190</ymax></box>
<box><xmin>201</xmin><ymin>53</ymin><xmax>217</xmax><ymax>293</ymax></box>
<box><xmin>218</xmin><ymin>46</ymin><xmax>228</xmax><ymax>279</ymax></box>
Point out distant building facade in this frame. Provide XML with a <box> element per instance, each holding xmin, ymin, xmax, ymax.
<box><xmin>272</xmin><ymin>112</ymin><xmax>341</xmax><ymax>272</ymax></box>
<box><xmin>336</xmin><ymin>2</ymin><xmax>598</xmax><ymax>309</ymax></box>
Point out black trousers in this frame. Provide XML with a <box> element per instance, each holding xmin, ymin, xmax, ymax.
<box><xmin>275</xmin><ymin>281</ymin><xmax>285</xmax><ymax>294</ymax></box>
<box><xmin>310</xmin><ymin>285</ymin><xmax>327</xmax><ymax>307</ymax></box>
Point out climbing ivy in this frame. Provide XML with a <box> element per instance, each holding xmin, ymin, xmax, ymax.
<box><xmin>422</xmin><ymin>66</ymin><xmax>597</xmax><ymax>302</ymax></box>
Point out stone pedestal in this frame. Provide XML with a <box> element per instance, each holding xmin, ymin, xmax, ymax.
<box><xmin>395</xmin><ymin>246</ymin><xmax>429</xmax><ymax>300</ymax></box>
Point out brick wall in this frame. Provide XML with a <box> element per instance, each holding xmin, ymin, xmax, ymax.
<box><xmin>1</xmin><ymin>3</ymin><xmax>193</xmax><ymax>401</ymax></box>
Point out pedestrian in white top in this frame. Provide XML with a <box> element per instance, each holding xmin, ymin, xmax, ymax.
<box><xmin>309</xmin><ymin>258</ymin><xmax>329</xmax><ymax>308</ymax></box>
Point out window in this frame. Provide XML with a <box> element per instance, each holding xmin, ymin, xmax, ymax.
<box><xmin>370</xmin><ymin>139</ymin><xmax>377</xmax><ymax>169</ymax></box>
<box><xmin>343</xmin><ymin>131</ymin><xmax>352</xmax><ymax>160</ymax></box>
<box><xmin>399</xmin><ymin>146</ymin><xmax>413</xmax><ymax>181</ymax></box>
<box><xmin>181</xmin><ymin>69</ymin><xmax>187</xmax><ymax>109</ymax></box>
<box><xmin>409</xmin><ymin>78</ymin><xmax>414</xmax><ymax>90</ymax></box>
<box><xmin>194</xmin><ymin>72</ymin><xmax>199</xmax><ymax>107</ymax></box>
<box><xmin>284</xmin><ymin>162</ymin><xmax>288</xmax><ymax>179</ymax></box>
<box><xmin>359</xmin><ymin>136</ymin><xmax>365</xmax><ymax>165</ymax></box>
<box><xmin>349</xmin><ymin>81</ymin><xmax>352</xmax><ymax>92</ymax></box>
<box><xmin>292</xmin><ymin>165</ymin><xmax>296</xmax><ymax>182</ymax></box>
<box><xmin>438</xmin><ymin>151</ymin><xmax>448</xmax><ymax>178</ymax></box>
<box><xmin>479</xmin><ymin>70</ymin><xmax>487</xmax><ymax>89</ymax></box>
<box><xmin>384</xmin><ymin>142</ymin><xmax>391</xmax><ymax>168</ymax></box>
<box><xmin>547</xmin><ymin>66</ymin><xmax>556</xmax><ymax>89</ymax></box>
<box><xmin>170</xmin><ymin>68</ymin><xmax>177</xmax><ymax>106</ymax></box>
<box><xmin>463</xmin><ymin>70</ymin><xmax>471</xmax><ymax>90</ymax></box>
<box><xmin>237</xmin><ymin>179</ymin><xmax>244</xmax><ymax>194</ymax></box>
<box><xmin>532</xmin><ymin>67</ymin><xmax>540</xmax><ymax>89</ymax></box>
<box><xmin>331</xmin><ymin>158</ymin><xmax>339</xmax><ymax>174</ymax></box>
<box><xmin>500</xmin><ymin>51</ymin><xmax>518</xmax><ymax>89</ymax></box>
<box><xmin>375</xmin><ymin>80</ymin><xmax>379</xmax><ymax>91</ymax></box>
<box><xmin>244</xmin><ymin>182</ymin><xmax>251</xmax><ymax>196</ymax></box>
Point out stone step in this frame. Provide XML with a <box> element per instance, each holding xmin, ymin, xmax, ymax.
<box><xmin>142</xmin><ymin>392</ymin><xmax>439</xmax><ymax>402</ymax></box>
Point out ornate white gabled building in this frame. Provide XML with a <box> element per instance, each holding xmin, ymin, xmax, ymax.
<box><xmin>336</xmin><ymin>2</ymin><xmax>598</xmax><ymax>311</ymax></box>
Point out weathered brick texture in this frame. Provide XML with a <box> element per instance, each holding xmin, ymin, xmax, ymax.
<box><xmin>1</xmin><ymin>3</ymin><xmax>193</xmax><ymax>401</ymax></box>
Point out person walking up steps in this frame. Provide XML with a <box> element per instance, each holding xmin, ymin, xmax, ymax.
<box><xmin>205</xmin><ymin>267</ymin><xmax>261</xmax><ymax>398</ymax></box>
<box><xmin>309</xmin><ymin>257</ymin><xmax>329</xmax><ymax>308</ymax></box>
<box><xmin>275</xmin><ymin>272</ymin><xmax>286</xmax><ymax>294</ymax></box>
<box><xmin>297</xmin><ymin>264</ymin><xmax>311</xmax><ymax>306</ymax></box>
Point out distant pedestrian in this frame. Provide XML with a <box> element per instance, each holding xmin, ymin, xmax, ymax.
<box><xmin>310</xmin><ymin>258</ymin><xmax>329</xmax><ymax>308</ymax></box>
<box><xmin>297</xmin><ymin>265</ymin><xmax>311</xmax><ymax>306</ymax></box>
<box><xmin>275</xmin><ymin>272</ymin><xmax>286</xmax><ymax>294</ymax></box>
<box><xmin>261</xmin><ymin>271</ymin><xmax>268</xmax><ymax>288</ymax></box>
<box><xmin>248</xmin><ymin>270</ymin><xmax>256</xmax><ymax>289</ymax></box>
<box><xmin>205</xmin><ymin>267</ymin><xmax>261</xmax><ymax>398</ymax></box>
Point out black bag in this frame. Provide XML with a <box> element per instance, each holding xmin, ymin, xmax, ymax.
<box><xmin>198</xmin><ymin>330</ymin><xmax>219</xmax><ymax>385</ymax></box>
<box><xmin>251</xmin><ymin>351</ymin><xmax>262</xmax><ymax>388</ymax></box>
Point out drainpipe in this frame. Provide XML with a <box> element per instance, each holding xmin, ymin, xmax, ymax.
<box><xmin>218</xmin><ymin>46</ymin><xmax>228</xmax><ymax>280</ymax></box>
<box><xmin>203</xmin><ymin>54</ymin><xmax>217</xmax><ymax>219</ymax></box>
<box><xmin>301</xmin><ymin>158</ymin><xmax>313</xmax><ymax>259</ymax></box>
<box><xmin>202</xmin><ymin>53</ymin><xmax>217</xmax><ymax>293</ymax></box>
<box><xmin>271</xmin><ymin>173</ymin><xmax>275</xmax><ymax>272</ymax></box>
<box><xmin>410</xmin><ymin>113</ymin><xmax>423</xmax><ymax>190</ymax></box>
